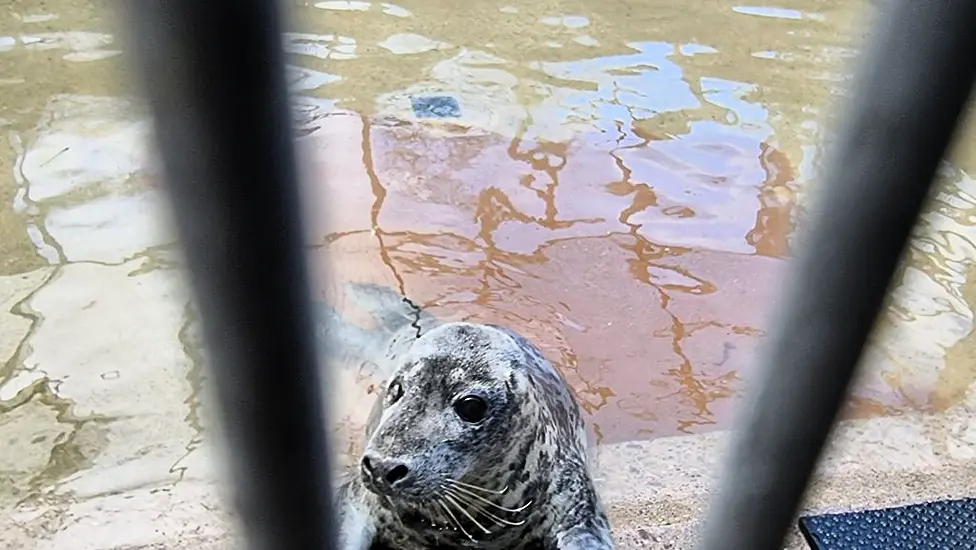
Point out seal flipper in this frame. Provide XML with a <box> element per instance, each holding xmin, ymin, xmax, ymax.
<box><xmin>335</xmin><ymin>475</ymin><xmax>379</xmax><ymax>550</ymax></box>
<box><xmin>344</xmin><ymin>282</ymin><xmax>440</xmax><ymax>345</ymax></box>
<box><xmin>342</xmin><ymin>282</ymin><xmax>428</xmax><ymax>335</ymax></box>
<box><xmin>313</xmin><ymin>282</ymin><xmax>438</xmax><ymax>379</ymax></box>
<box><xmin>550</xmin><ymin>491</ymin><xmax>615</xmax><ymax>550</ymax></box>
<box><xmin>312</xmin><ymin>300</ymin><xmax>374</xmax><ymax>360</ymax></box>
<box><xmin>552</xmin><ymin>523</ymin><xmax>614</xmax><ymax>550</ymax></box>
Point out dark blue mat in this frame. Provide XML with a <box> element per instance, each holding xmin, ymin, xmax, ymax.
<box><xmin>799</xmin><ymin>497</ymin><xmax>976</xmax><ymax>549</ymax></box>
<box><xmin>410</xmin><ymin>95</ymin><xmax>461</xmax><ymax>119</ymax></box>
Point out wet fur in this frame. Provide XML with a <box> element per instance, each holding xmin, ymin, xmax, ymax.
<box><xmin>328</xmin><ymin>288</ymin><xmax>612</xmax><ymax>550</ymax></box>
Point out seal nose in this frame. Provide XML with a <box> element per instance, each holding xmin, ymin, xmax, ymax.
<box><xmin>361</xmin><ymin>453</ymin><xmax>411</xmax><ymax>490</ymax></box>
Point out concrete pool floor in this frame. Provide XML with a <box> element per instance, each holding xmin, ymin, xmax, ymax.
<box><xmin>4</xmin><ymin>383</ymin><xmax>975</xmax><ymax>550</ymax></box>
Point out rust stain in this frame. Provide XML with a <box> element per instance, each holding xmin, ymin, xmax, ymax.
<box><xmin>301</xmin><ymin>113</ymin><xmax>919</xmax><ymax>446</ymax></box>
<box><xmin>362</xmin><ymin>114</ymin><xmax>409</xmax><ymax>297</ymax></box>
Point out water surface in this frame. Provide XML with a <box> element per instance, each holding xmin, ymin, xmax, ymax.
<box><xmin>1</xmin><ymin>2</ymin><xmax>976</xmax><ymax>535</ymax></box>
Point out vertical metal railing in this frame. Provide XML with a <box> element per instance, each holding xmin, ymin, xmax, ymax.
<box><xmin>120</xmin><ymin>0</ymin><xmax>976</xmax><ymax>549</ymax></box>
<box><xmin>696</xmin><ymin>1</ymin><xmax>976</xmax><ymax>548</ymax></box>
<box><xmin>123</xmin><ymin>2</ymin><xmax>336</xmax><ymax>549</ymax></box>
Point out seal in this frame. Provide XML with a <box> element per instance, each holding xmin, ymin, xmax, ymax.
<box><xmin>327</xmin><ymin>290</ymin><xmax>613</xmax><ymax>550</ymax></box>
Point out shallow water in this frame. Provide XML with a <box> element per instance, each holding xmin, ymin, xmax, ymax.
<box><xmin>1</xmin><ymin>0</ymin><xmax>976</xmax><ymax>522</ymax></box>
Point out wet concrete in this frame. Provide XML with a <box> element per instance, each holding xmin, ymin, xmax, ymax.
<box><xmin>6</xmin><ymin>386</ymin><xmax>976</xmax><ymax>550</ymax></box>
<box><xmin>0</xmin><ymin>0</ymin><xmax>975</xmax><ymax>548</ymax></box>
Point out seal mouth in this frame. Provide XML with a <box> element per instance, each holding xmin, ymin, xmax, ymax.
<box><xmin>429</xmin><ymin>479</ymin><xmax>536</xmax><ymax>543</ymax></box>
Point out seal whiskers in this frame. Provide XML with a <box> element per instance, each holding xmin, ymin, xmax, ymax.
<box><xmin>442</xmin><ymin>493</ymin><xmax>493</xmax><ymax>535</ymax></box>
<box><xmin>442</xmin><ymin>481</ymin><xmax>533</xmax><ymax>513</ymax></box>
<box><xmin>446</xmin><ymin>478</ymin><xmax>510</xmax><ymax>496</ymax></box>
<box><xmin>436</xmin><ymin>499</ymin><xmax>479</xmax><ymax>542</ymax></box>
<box><xmin>443</xmin><ymin>488</ymin><xmax>528</xmax><ymax>527</ymax></box>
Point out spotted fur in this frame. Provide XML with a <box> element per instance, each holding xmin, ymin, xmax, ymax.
<box><xmin>334</xmin><ymin>318</ymin><xmax>614</xmax><ymax>550</ymax></box>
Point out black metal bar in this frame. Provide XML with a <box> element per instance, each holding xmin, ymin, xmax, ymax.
<box><xmin>121</xmin><ymin>2</ymin><xmax>336</xmax><ymax>549</ymax></box>
<box><xmin>697</xmin><ymin>1</ymin><xmax>976</xmax><ymax>549</ymax></box>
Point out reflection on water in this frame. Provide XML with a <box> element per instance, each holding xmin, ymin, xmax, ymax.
<box><xmin>303</xmin><ymin>110</ymin><xmax>794</xmax><ymax>444</ymax></box>
<box><xmin>1</xmin><ymin>0</ymin><xmax>976</xmax><ymax>537</ymax></box>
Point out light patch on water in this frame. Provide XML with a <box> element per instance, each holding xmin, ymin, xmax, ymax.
<box><xmin>16</xmin><ymin>13</ymin><xmax>60</xmax><ymax>23</ymax></box>
<box><xmin>333</xmin><ymin>45</ymin><xmax>356</xmax><ymax>60</ymax></box>
<box><xmin>24</xmin><ymin>259</ymin><xmax>194</xmax><ymax>496</ymax></box>
<box><xmin>0</xmin><ymin>268</ymin><xmax>51</xmax><ymax>386</ymax></box>
<box><xmin>732</xmin><ymin>5</ymin><xmax>804</xmax><ymax>20</ymax></box>
<box><xmin>679</xmin><ymin>43</ymin><xmax>719</xmax><ymax>56</ymax></box>
<box><xmin>555</xmin><ymin>312</ymin><xmax>587</xmax><ymax>332</ymax></box>
<box><xmin>540</xmin><ymin>15</ymin><xmax>591</xmax><ymax>29</ymax></box>
<box><xmin>19</xmin><ymin>31</ymin><xmax>115</xmax><ymax>54</ymax></box>
<box><xmin>616</xmin><ymin>129</ymin><xmax>774</xmax><ymax>254</ymax></box>
<box><xmin>20</xmin><ymin>96</ymin><xmax>150</xmax><ymax>203</ymax></box>
<box><xmin>752</xmin><ymin>50</ymin><xmax>778</xmax><ymax>59</ymax></box>
<box><xmin>797</xmin><ymin>143</ymin><xmax>820</xmax><ymax>192</ymax></box>
<box><xmin>859</xmin><ymin>167</ymin><xmax>976</xmax><ymax>407</ymax></box>
<box><xmin>0</xmin><ymin>370</ymin><xmax>45</xmax><ymax>401</ymax></box>
<box><xmin>299</xmin><ymin>32</ymin><xmax>337</xmax><ymax>41</ymax></box>
<box><xmin>284</xmin><ymin>32</ymin><xmax>358</xmax><ymax>61</ymax></box>
<box><xmin>699</xmin><ymin>76</ymin><xmax>770</xmax><ymax>135</ymax></box>
<box><xmin>378</xmin><ymin>33</ymin><xmax>451</xmax><ymax>55</ymax></box>
<box><xmin>314</xmin><ymin>0</ymin><xmax>371</xmax><ymax>11</ymax></box>
<box><xmin>499</xmin><ymin>6</ymin><xmax>519</xmax><ymax>14</ymax></box>
<box><xmin>16</xmin><ymin>96</ymin><xmax>175</xmax><ymax>265</ymax></box>
<box><xmin>63</xmin><ymin>50</ymin><xmax>122</xmax><ymax>62</ymax></box>
<box><xmin>563</xmin><ymin>16</ymin><xmax>591</xmax><ymax>28</ymax></box>
<box><xmin>648</xmin><ymin>265</ymin><xmax>710</xmax><ymax>294</ymax></box>
<box><xmin>0</xmin><ymin>399</ymin><xmax>73</xmax><ymax>507</ymax></box>
<box><xmin>374</xmin><ymin>49</ymin><xmax>527</xmax><ymax>134</ymax></box>
<box><xmin>46</xmin><ymin>191</ymin><xmax>170</xmax><ymax>264</ymax></box>
<box><xmin>286</xmin><ymin>65</ymin><xmax>342</xmax><ymax>92</ymax></box>
<box><xmin>526</xmin><ymin>41</ymin><xmax>750</xmax><ymax>140</ymax></box>
<box><xmin>25</xmin><ymin>224</ymin><xmax>59</xmax><ymax>264</ymax></box>
<box><xmin>380</xmin><ymin>3</ymin><xmax>411</xmax><ymax>17</ymax></box>
<box><xmin>0</xmin><ymin>36</ymin><xmax>15</xmax><ymax>51</ymax></box>
<box><xmin>573</xmin><ymin>35</ymin><xmax>600</xmax><ymax>47</ymax></box>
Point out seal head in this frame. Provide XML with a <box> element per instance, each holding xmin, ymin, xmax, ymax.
<box><xmin>361</xmin><ymin>323</ymin><xmax>535</xmax><ymax>503</ymax></box>
<box><xmin>338</xmin><ymin>321</ymin><xmax>611</xmax><ymax>550</ymax></box>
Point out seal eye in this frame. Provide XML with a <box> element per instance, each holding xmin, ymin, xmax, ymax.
<box><xmin>387</xmin><ymin>381</ymin><xmax>404</xmax><ymax>404</ymax></box>
<box><xmin>453</xmin><ymin>395</ymin><xmax>488</xmax><ymax>423</ymax></box>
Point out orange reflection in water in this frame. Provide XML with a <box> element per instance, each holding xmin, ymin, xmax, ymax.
<box><xmin>299</xmin><ymin>111</ymin><xmax>908</xmax><ymax>447</ymax></box>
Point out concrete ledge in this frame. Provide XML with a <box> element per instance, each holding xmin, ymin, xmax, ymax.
<box><xmin>596</xmin><ymin>389</ymin><xmax>976</xmax><ymax>549</ymax></box>
<box><xmin>3</xmin><ymin>391</ymin><xmax>974</xmax><ymax>550</ymax></box>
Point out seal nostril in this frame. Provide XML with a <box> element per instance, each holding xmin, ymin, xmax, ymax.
<box><xmin>385</xmin><ymin>464</ymin><xmax>409</xmax><ymax>485</ymax></box>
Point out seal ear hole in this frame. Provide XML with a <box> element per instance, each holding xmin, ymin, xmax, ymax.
<box><xmin>387</xmin><ymin>381</ymin><xmax>404</xmax><ymax>404</ymax></box>
<box><xmin>453</xmin><ymin>395</ymin><xmax>488</xmax><ymax>423</ymax></box>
